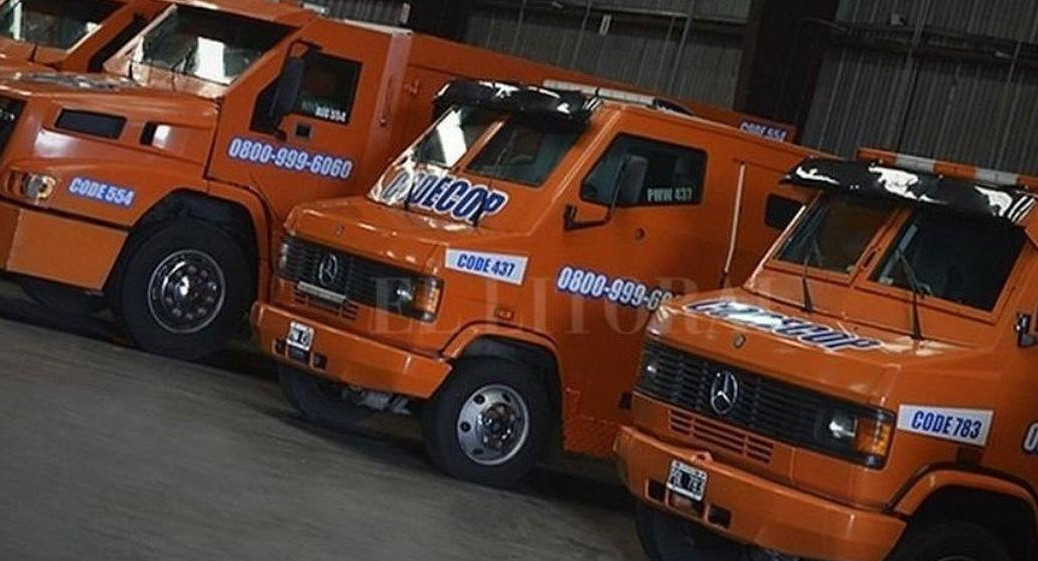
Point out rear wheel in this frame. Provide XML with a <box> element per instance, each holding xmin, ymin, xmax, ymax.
<box><xmin>635</xmin><ymin>503</ymin><xmax>739</xmax><ymax>561</ymax></box>
<box><xmin>421</xmin><ymin>358</ymin><xmax>550</xmax><ymax>488</ymax></box>
<box><xmin>19</xmin><ymin>277</ymin><xmax>106</xmax><ymax>315</ymax></box>
<box><xmin>279</xmin><ymin>365</ymin><xmax>373</xmax><ymax>431</ymax></box>
<box><xmin>886</xmin><ymin>521</ymin><xmax>1011</xmax><ymax>561</ymax></box>
<box><xmin>110</xmin><ymin>219</ymin><xmax>252</xmax><ymax>361</ymax></box>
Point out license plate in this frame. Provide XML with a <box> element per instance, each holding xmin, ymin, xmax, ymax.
<box><xmin>286</xmin><ymin>322</ymin><xmax>315</xmax><ymax>352</ymax></box>
<box><xmin>667</xmin><ymin>460</ymin><xmax>708</xmax><ymax>502</ymax></box>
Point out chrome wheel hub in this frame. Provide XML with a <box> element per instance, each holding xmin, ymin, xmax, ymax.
<box><xmin>147</xmin><ymin>249</ymin><xmax>226</xmax><ymax>334</ymax></box>
<box><xmin>456</xmin><ymin>384</ymin><xmax>530</xmax><ymax>466</ymax></box>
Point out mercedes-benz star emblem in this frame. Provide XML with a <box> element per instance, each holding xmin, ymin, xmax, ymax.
<box><xmin>709</xmin><ymin>370</ymin><xmax>740</xmax><ymax>416</ymax></box>
<box><xmin>317</xmin><ymin>254</ymin><xmax>340</xmax><ymax>288</ymax></box>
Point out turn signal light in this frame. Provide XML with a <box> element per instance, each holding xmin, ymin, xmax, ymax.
<box><xmin>412</xmin><ymin>277</ymin><xmax>442</xmax><ymax>320</ymax></box>
<box><xmin>854</xmin><ymin>416</ymin><xmax>893</xmax><ymax>458</ymax></box>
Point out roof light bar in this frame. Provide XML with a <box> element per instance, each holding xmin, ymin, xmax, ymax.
<box><xmin>859</xmin><ymin>148</ymin><xmax>1038</xmax><ymax>190</ymax></box>
<box><xmin>542</xmin><ymin>80</ymin><xmax>688</xmax><ymax>115</ymax></box>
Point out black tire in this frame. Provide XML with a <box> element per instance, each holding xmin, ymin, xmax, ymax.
<box><xmin>278</xmin><ymin>365</ymin><xmax>374</xmax><ymax>431</ymax></box>
<box><xmin>110</xmin><ymin>219</ymin><xmax>253</xmax><ymax>361</ymax></box>
<box><xmin>886</xmin><ymin>521</ymin><xmax>1012</xmax><ymax>561</ymax></box>
<box><xmin>18</xmin><ymin>277</ymin><xmax>106</xmax><ymax>315</ymax></box>
<box><xmin>635</xmin><ymin>503</ymin><xmax>739</xmax><ymax>561</ymax></box>
<box><xmin>421</xmin><ymin>357</ymin><xmax>550</xmax><ymax>488</ymax></box>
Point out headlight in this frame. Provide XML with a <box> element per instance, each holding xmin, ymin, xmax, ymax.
<box><xmin>380</xmin><ymin>276</ymin><xmax>442</xmax><ymax>322</ymax></box>
<box><xmin>277</xmin><ymin>238</ymin><xmax>291</xmax><ymax>273</ymax></box>
<box><xmin>817</xmin><ymin>408</ymin><xmax>893</xmax><ymax>468</ymax></box>
<box><xmin>19</xmin><ymin>172</ymin><xmax>56</xmax><ymax>203</ymax></box>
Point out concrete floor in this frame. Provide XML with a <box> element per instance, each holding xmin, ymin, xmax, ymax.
<box><xmin>0</xmin><ymin>288</ymin><xmax>644</xmax><ymax>561</ymax></box>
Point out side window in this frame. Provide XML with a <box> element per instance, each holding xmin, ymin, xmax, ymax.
<box><xmin>294</xmin><ymin>53</ymin><xmax>361</xmax><ymax>125</ymax></box>
<box><xmin>582</xmin><ymin>134</ymin><xmax>707</xmax><ymax>207</ymax></box>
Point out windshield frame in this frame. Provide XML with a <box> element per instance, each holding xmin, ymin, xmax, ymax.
<box><xmin>0</xmin><ymin>0</ymin><xmax>121</xmax><ymax>52</ymax></box>
<box><xmin>125</xmin><ymin>4</ymin><xmax>294</xmax><ymax>89</ymax></box>
<box><xmin>765</xmin><ymin>192</ymin><xmax>899</xmax><ymax>286</ymax></box>
<box><xmin>854</xmin><ymin>207</ymin><xmax>1030</xmax><ymax>324</ymax></box>
<box><xmin>762</xmin><ymin>193</ymin><xmax>1031</xmax><ymax>326</ymax></box>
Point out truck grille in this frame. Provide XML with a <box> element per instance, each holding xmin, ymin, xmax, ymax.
<box><xmin>637</xmin><ymin>339</ymin><xmax>843</xmax><ymax>451</ymax></box>
<box><xmin>0</xmin><ymin>96</ymin><xmax>25</xmax><ymax>155</ymax></box>
<box><xmin>669</xmin><ymin>409</ymin><xmax>774</xmax><ymax>464</ymax></box>
<box><xmin>279</xmin><ymin>236</ymin><xmax>418</xmax><ymax>313</ymax></box>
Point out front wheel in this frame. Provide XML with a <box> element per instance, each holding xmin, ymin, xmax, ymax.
<box><xmin>110</xmin><ymin>219</ymin><xmax>253</xmax><ymax>361</ymax></box>
<box><xmin>635</xmin><ymin>503</ymin><xmax>739</xmax><ymax>561</ymax></box>
<box><xmin>886</xmin><ymin>521</ymin><xmax>1011</xmax><ymax>561</ymax></box>
<box><xmin>421</xmin><ymin>358</ymin><xmax>550</xmax><ymax>488</ymax></box>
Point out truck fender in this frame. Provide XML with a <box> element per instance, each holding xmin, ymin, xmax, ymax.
<box><xmin>892</xmin><ymin>469</ymin><xmax>1037</xmax><ymax>559</ymax></box>
<box><xmin>441</xmin><ymin>323</ymin><xmax>562</xmax><ymax>417</ymax></box>
<box><xmin>127</xmin><ymin>185</ymin><xmax>271</xmax><ymax>301</ymax></box>
<box><xmin>893</xmin><ymin>470</ymin><xmax>1037</xmax><ymax>517</ymax></box>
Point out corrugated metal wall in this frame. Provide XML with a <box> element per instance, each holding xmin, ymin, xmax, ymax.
<box><xmin>317</xmin><ymin>0</ymin><xmax>401</xmax><ymax>24</ymax></box>
<box><xmin>802</xmin><ymin>0</ymin><xmax>1038</xmax><ymax>174</ymax></box>
<box><xmin>313</xmin><ymin>0</ymin><xmax>749</xmax><ymax>107</ymax></box>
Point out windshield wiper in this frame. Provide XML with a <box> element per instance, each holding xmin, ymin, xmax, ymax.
<box><xmin>471</xmin><ymin>125</ymin><xmax>520</xmax><ymax>227</ymax></box>
<box><xmin>800</xmin><ymin>253</ymin><xmax>815</xmax><ymax>314</ymax></box>
<box><xmin>798</xmin><ymin>232</ymin><xmax>823</xmax><ymax>314</ymax></box>
<box><xmin>894</xmin><ymin>249</ymin><xmax>927</xmax><ymax>341</ymax></box>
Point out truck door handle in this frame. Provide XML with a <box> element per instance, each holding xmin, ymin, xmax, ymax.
<box><xmin>295</xmin><ymin>122</ymin><xmax>313</xmax><ymax>140</ymax></box>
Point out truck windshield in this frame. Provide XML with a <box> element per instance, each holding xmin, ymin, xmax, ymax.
<box><xmin>0</xmin><ymin>0</ymin><xmax>119</xmax><ymax>50</ymax></box>
<box><xmin>132</xmin><ymin>5</ymin><xmax>290</xmax><ymax>86</ymax></box>
<box><xmin>414</xmin><ymin>105</ymin><xmax>498</xmax><ymax>168</ymax></box>
<box><xmin>871</xmin><ymin>208</ymin><xmax>1026</xmax><ymax>311</ymax></box>
<box><xmin>777</xmin><ymin>193</ymin><xmax>893</xmax><ymax>274</ymax></box>
<box><xmin>467</xmin><ymin>116</ymin><xmax>582</xmax><ymax>187</ymax></box>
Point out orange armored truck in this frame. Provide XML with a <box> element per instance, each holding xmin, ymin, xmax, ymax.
<box><xmin>0</xmin><ymin>0</ymin><xmax>791</xmax><ymax>360</ymax></box>
<box><xmin>252</xmin><ymin>80</ymin><xmax>820</xmax><ymax>486</ymax></box>
<box><xmin>619</xmin><ymin>149</ymin><xmax>1038</xmax><ymax>561</ymax></box>
<box><xmin>0</xmin><ymin>0</ymin><xmax>166</xmax><ymax>72</ymax></box>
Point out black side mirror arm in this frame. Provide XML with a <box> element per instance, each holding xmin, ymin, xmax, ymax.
<box><xmin>564</xmin><ymin>204</ymin><xmax>613</xmax><ymax>231</ymax></box>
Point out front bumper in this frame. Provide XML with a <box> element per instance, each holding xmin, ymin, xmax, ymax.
<box><xmin>252</xmin><ymin>302</ymin><xmax>452</xmax><ymax>399</ymax></box>
<box><xmin>0</xmin><ymin>198</ymin><xmax>125</xmax><ymax>290</ymax></box>
<box><xmin>615</xmin><ymin>426</ymin><xmax>905</xmax><ymax>561</ymax></box>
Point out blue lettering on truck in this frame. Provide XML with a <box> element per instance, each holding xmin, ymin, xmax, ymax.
<box><xmin>68</xmin><ymin>177</ymin><xmax>136</xmax><ymax>207</ymax></box>
<box><xmin>227</xmin><ymin>137</ymin><xmax>353</xmax><ymax>180</ymax></box>
<box><xmin>896</xmin><ymin>405</ymin><xmax>993</xmax><ymax>447</ymax></box>
<box><xmin>375</xmin><ymin>169</ymin><xmax>509</xmax><ymax>223</ymax></box>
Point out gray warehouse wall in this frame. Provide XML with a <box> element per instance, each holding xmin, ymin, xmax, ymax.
<box><xmin>801</xmin><ymin>0</ymin><xmax>1038</xmax><ymax>174</ymax></box>
<box><xmin>312</xmin><ymin>0</ymin><xmax>749</xmax><ymax>108</ymax></box>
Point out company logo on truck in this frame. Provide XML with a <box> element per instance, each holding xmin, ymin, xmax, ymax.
<box><xmin>374</xmin><ymin>169</ymin><xmax>509</xmax><ymax>223</ymax></box>
<box><xmin>67</xmin><ymin>177</ymin><xmax>136</xmax><ymax>208</ymax></box>
<box><xmin>685</xmin><ymin>299</ymin><xmax>882</xmax><ymax>351</ymax></box>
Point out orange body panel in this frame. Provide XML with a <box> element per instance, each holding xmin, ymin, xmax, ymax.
<box><xmin>253</xmin><ymin>97</ymin><xmax>822</xmax><ymax>460</ymax></box>
<box><xmin>0</xmin><ymin>198</ymin><xmax>124</xmax><ymax>289</ymax></box>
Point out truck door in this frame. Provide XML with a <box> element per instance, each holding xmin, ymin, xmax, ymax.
<box><xmin>207</xmin><ymin>21</ymin><xmax>398</xmax><ymax>225</ymax></box>
<box><xmin>553</xmin><ymin>127</ymin><xmax>738</xmax><ymax>443</ymax></box>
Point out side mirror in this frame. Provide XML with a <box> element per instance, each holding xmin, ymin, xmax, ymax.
<box><xmin>564</xmin><ymin>154</ymin><xmax>647</xmax><ymax>232</ymax></box>
<box><xmin>258</xmin><ymin>57</ymin><xmax>305</xmax><ymax>137</ymax></box>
